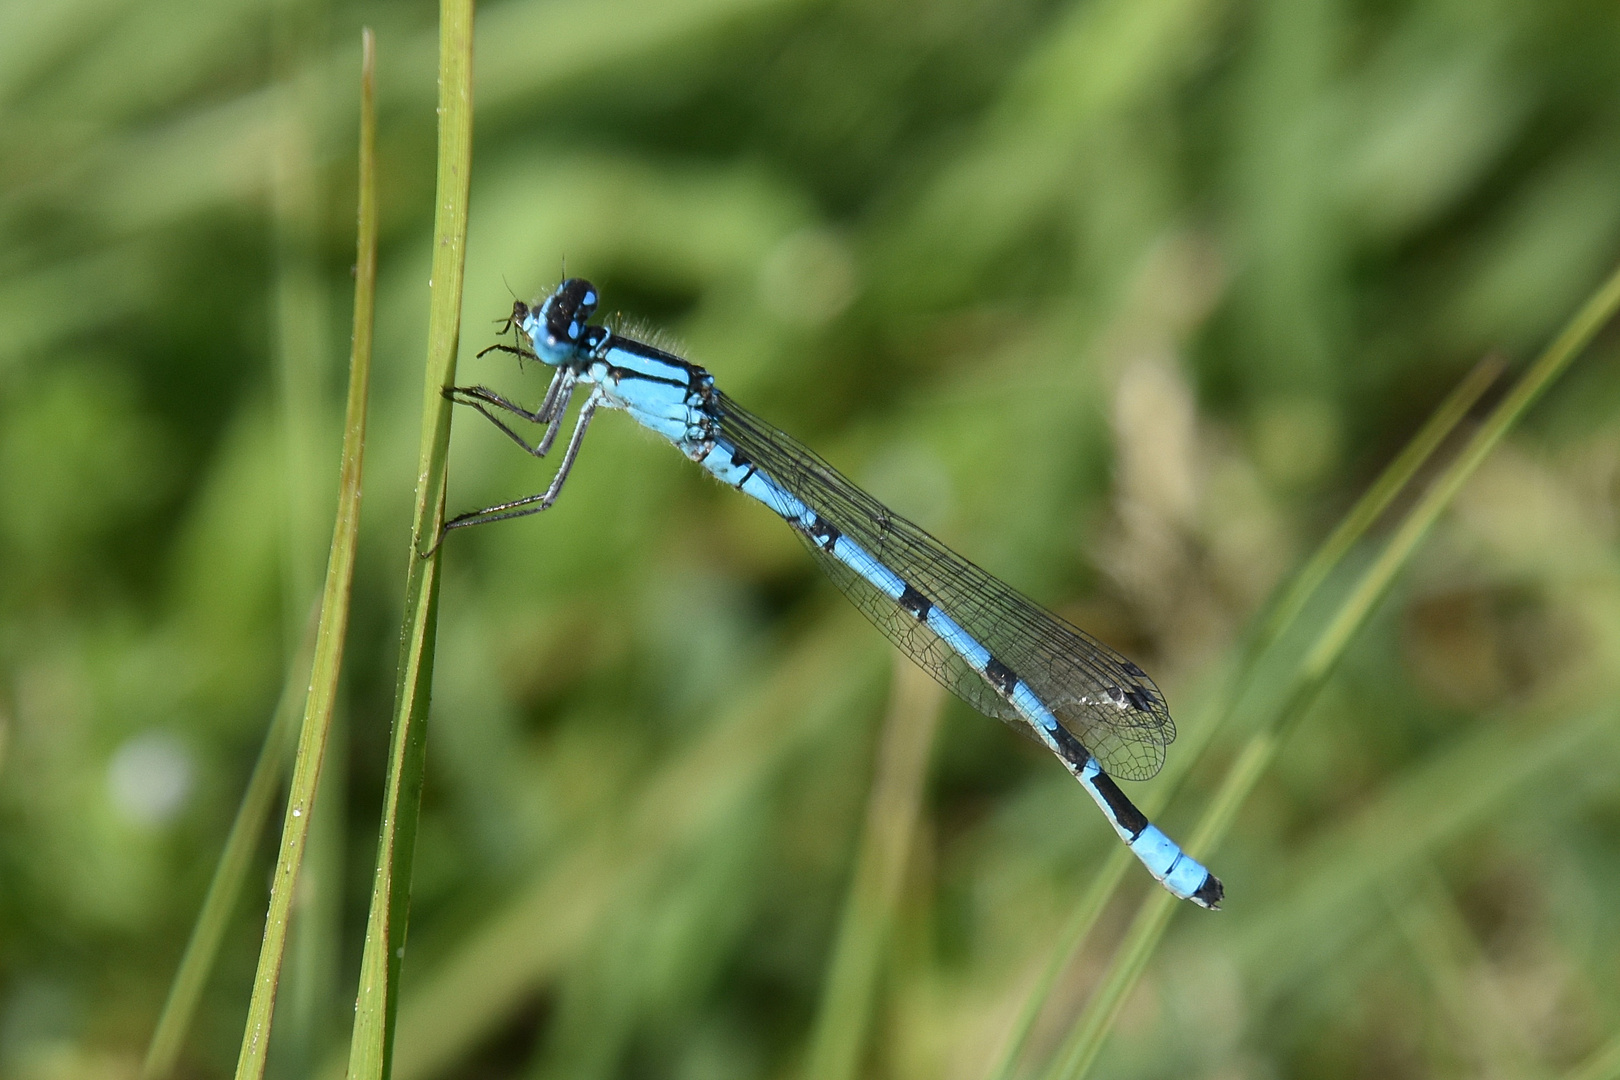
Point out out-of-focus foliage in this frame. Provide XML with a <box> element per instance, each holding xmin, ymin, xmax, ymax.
<box><xmin>2</xmin><ymin>0</ymin><xmax>1619</xmax><ymax>1078</ymax></box>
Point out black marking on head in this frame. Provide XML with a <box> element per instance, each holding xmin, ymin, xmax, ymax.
<box><xmin>545</xmin><ymin>278</ymin><xmax>600</xmax><ymax>345</ymax></box>
<box><xmin>806</xmin><ymin>516</ymin><xmax>840</xmax><ymax>550</ymax></box>
<box><xmin>1192</xmin><ymin>874</ymin><xmax>1224</xmax><ymax>909</ymax></box>
<box><xmin>1088</xmin><ymin>769</ymin><xmax>1149</xmax><ymax>838</ymax></box>
<box><xmin>984</xmin><ymin>658</ymin><xmax>1018</xmax><ymax>697</ymax></box>
<box><xmin>898</xmin><ymin>585</ymin><xmax>932</xmax><ymax>621</ymax></box>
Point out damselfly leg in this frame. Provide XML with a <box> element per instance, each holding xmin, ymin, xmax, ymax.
<box><xmin>444</xmin><ymin>369</ymin><xmax>576</xmax><ymax>457</ymax></box>
<box><xmin>435</xmin><ymin>388</ymin><xmax>602</xmax><ymax>540</ymax></box>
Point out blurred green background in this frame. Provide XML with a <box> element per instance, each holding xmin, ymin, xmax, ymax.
<box><xmin>5</xmin><ymin>0</ymin><xmax>1620</xmax><ymax>1077</ymax></box>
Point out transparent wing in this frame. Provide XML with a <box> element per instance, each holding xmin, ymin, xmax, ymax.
<box><xmin>716</xmin><ymin>393</ymin><xmax>1173</xmax><ymax>781</ymax></box>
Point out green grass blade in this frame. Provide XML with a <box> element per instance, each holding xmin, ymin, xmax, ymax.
<box><xmin>347</xmin><ymin>11</ymin><xmax>472</xmax><ymax>1078</ymax></box>
<box><xmin>803</xmin><ymin>657</ymin><xmax>944</xmax><ymax>1080</ymax></box>
<box><xmin>139</xmin><ymin>606</ymin><xmax>318</xmax><ymax>1080</ymax></box>
<box><xmin>328</xmin><ymin>622</ymin><xmax>877</xmax><ymax>1080</ymax></box>
<box><xmin>270</xmin><ymin>6</ymin><xmax>342</xmax><ymax>1066</ymax></box>
<box><xmin>1041</xmin><ymin>258</ymin><xmax>1620</xmax><ymax>1080</ymax></box>
<box><xmin>981</xmin><ymin>846</ymin><xmax>1130</xmax><ymax>1080</ymax></box>
<box><xmin>1236</xmin><ymin>703</ymin><xmax>1618</xmax><ymax>998</ymax></box>
<box><xmin>1039</xmin><ymin>735</ymin><xmax>1270</xmax><ymax>1080</ymax></box>
<box><xmin>1248</xmin><ymin>353</ymin><xmax>1505</xmax><ymax>660</ymax></box>
<box><xmin>230</xmin><ymin>31</ymin><xmax>379</xmax><ymax>1080</ymax></box>
<box><xmin>984</xmin><ymin>355</ymin><xmax>1503</xmax><ymax>1080</ymax></box>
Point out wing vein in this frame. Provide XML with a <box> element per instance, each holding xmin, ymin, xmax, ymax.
<box><xmin>715</xmin><ymin>393</ymin><xmax>1174</xmax><ymax>780</ymax></box>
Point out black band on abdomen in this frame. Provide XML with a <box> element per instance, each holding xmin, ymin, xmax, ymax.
<box><xmin>1087</xmin><ymin>769</ymin><xmax>1150</xmax><ymax>839</ymax></box>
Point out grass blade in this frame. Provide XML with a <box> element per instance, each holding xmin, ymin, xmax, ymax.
<box><xmin>983</xmin><ymin>355</ymin><xmax>1504</xmax><ymax>1080</ymax></box>
<box><xmin>230</xmin><ymin>31</ymin><xmax>379</xmax><ymax>1080</ymax></box>
<box><xmin>270</xmin><ymin>5</ymin><xmax>342</xmax><ymax>1065</ymax></box>
<box><xmin>325</xmin><ymin>623</ymin><xmax>878</xmax><ymax>1080</ymax></box>
<box><xmin>1039</xmin><ymin>735</ymin><xmax>1267</xmax><ymax>1080</ymax></box>
<box><xmin>1041</xmin><ymin>259</ymin><xmax>1620</xmax><ymax>1080</ymax></box>
<box><xmin>346</xmin><ymin>10</ymin><xmax>472</xmax><ymax>1077</ymax></box>
<box><xmin>1247</xmin><ymin>353</ymin><xmax>1505</xmax><ymax>659</ymax></box>
<box><xmin>803</xmin><ymin>656</ymin><xmax>945</xmax><ymax>1080</ymax></box>
<box><xmin>1237</xmin><ymin>703</ymin><xmax>1618</xmax><ymax>999</ymax></box>
<box><xmin>979</xmin><ymin>843</ymin><xmax>1132</xmax><ymax>1080</ymax></box>
<box><xmin>139</xmin><ymin>606</ymin><xmax>317</xmax><ymax>1080</ymax></box>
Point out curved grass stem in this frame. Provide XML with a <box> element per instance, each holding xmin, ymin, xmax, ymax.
<box><xmin>1034</xmin><ymin>259</ymin><xmax>1620</xmax><ymax>1080</ymax></box>
<box><xmin>347</xmin><ymin>12</ymin><xmax>472</xmax><ymax>1078</ymax></box>
<box><xmin>229</xmin><ymin>31</ymin><xmax>379</xmax><ymax>1080</ymax></box>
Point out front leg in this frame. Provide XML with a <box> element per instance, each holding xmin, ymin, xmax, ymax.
<box><xmin>446</xmin><ymin>373</ymin><xmax>576</xmax><ymax>459</ymax></box>
<box><xmin>446</xmin><ymin>384</ymin><xmax>549</xmax><ymax>423</ymax></box>
<box><xmin>447</xmin><ymin>364</ymin><xmax>569</xmax><ymax>424</ymax></box>
<box><xmin>426</xmin><ymin>388</ymin><xmax>604</xmax><ymax>553</ymax></box>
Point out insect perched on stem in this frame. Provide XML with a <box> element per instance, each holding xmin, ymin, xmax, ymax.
<box><xmin>441</xmin><ymin>278</ymin><xmax>1222</xmax><ymax>908</ymax></box>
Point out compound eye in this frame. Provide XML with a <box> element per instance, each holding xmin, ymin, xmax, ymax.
<box><xmin>546</xmin><ymin>278</ymin><xmax>600</xmax><ymax>342</ymax></box>
<box><xmin>558</xmin><ymin>278</ymin><xmax>599</xmax><ymax>323</ymax></box>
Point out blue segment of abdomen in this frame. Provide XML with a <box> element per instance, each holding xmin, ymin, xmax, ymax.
<box><xmin>1072</xmin><ymin>758</ymin><xmax>1211</xmax><ymax>898</ymax></box>
<box><xmin>693</xmin><ymin>437</ymin><xmax>1215</xmax><ymax>904</ymax></box>
<box><xmin>924</xmin><ymin>607</ymin><xmax>991</xmax><ymax>671</ymax></box>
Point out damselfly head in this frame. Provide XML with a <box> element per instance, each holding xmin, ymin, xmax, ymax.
<box><xmin>527</xmin><ymin>277</ymin><xmax>600</xmax><ymax>364</ymax></box>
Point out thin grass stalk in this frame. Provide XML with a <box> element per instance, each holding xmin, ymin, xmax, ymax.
<box><xmin>285</xmin><ymin>707</ymin><xmax>347</xmax><ymax>1065</ymax></box>
<box><xmin>803</xmin><ymin>657</ymin><xmax>945</xmax><ymax>1080</ymax></box>
<box><xmin>1043</xmin><ymin>259</ymin><xmax>1620</xmax><ymax>1080</ymax></box>
<box><xmin>1038</xmin><ymin>732</ymin><xmax>1269</xmax><ymax>1080</ymax></box>
<box><xmin>230</xmin><ymin>32</ymin><xmax>379</xmax><ymax>1080</ymax></box>
<box><xmin>268</xmin><ymin>1</ymin><xmax>339</xmax><ymax>1063</ymax></box>
<box><xmin>347</xmin><ymin>11</ymin><xmax>472</xmax><ymax>1077</ymax></box>
<box><xmin>982</xmin><ymin>847</ymin><xmax>1129</xmax><ymax>1080</ymax></box>
<box><xmin>984</xmin><ymin>356</ymin><xmax>1504</xmax><ymax>1080</ymax></box>
<box><xmin>140</xmin><ymin>606</ymin><xmax>318</xmax><ymax>1080</ymax></box>
<box><xmin>323</xmin><ymin>623</ymin><xmax>876</xmax><ymax>1080</ymax></box>
<box><xmin>1249</xmin><ymin>353</ymin><xmax>1505</xmax><ymax>659</ymax></box>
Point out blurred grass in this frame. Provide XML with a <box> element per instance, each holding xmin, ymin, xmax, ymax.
<box><xmin>231</xmin><ymin>27</ymin><xmax>378</xmax><ymax>1080</ymax></box>
<box><xmin>1043</xmin><ymin>259</ymin><xmax>1620</xmax><ymax>1080</ymax></box>
<box><xmin>804</xmin><ymin>658</ymin><xmax>944</xmax><ymax>1080</ymax></box>
<box><xmin>139</xmin><ymin>605</ymin><xmax>316</xmax><ymax>1080</ymax></box>
<box><xmin>987</xmin><ymin>349</ymin><xmax>1506</xmax><ymax>1080</ymax></box>
<box><xmin>4</xmin><ymin>1</ymin><xmax>1620</xmax><ymax>1079</ymax></box>
<box><xmin>349</xmin><ymin>6</ymin><xmax>470</xmax><ymax>1078</ymax></box>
